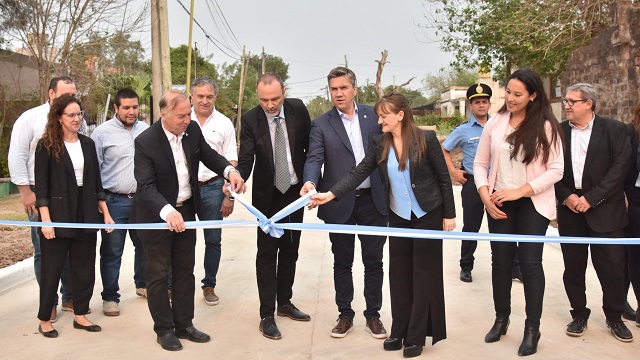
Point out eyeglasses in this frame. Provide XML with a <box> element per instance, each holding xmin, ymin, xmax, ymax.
<box><xmin>62</xmin><ymin>111</ymin><xmax>84</xmax><ymax>119</ymax></box>
<box><xmin>562</xmin><ymin>98</ymin><xmax>588</xmax><ymax>107</ymax></box>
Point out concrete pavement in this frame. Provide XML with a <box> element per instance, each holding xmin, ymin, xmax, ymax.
<box><xmin>0</xmin><ymin>183</ymin><xmax>638</xmax><ymax>359</ymax></box>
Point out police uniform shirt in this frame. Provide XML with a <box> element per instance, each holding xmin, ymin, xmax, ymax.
<box><xmin>442</xmin><ymin>115</ymin><xmax>487</xmax><ymax>175</ymax></box>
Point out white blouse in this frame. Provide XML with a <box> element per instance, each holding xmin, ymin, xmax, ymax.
<box><xmin>494</xmin><ymin>126</ymin><xmax>527</xmax><ymax>191</ymax></box>
<box><xmin>64</xmin><ymin>140</ymin><xmax>84</xmax><ymax>186</ymax></box>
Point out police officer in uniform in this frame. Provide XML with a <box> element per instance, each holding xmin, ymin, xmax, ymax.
<box><xmin>442</xmin><ymin>83</ymin><xmax>492</xmax><ymax>282</ymax></box>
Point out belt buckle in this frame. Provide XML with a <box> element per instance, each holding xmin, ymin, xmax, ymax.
<box><xmin>175</xmin><ymin>201</ymin><xmax>184</xmax><ymax>208</ymax></box>
<box><xmin>127</xmin><ymin>193</ymin><xmax>134</xmax><ymax>199</ymax></box>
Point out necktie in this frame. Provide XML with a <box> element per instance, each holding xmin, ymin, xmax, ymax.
<box><xmin>274</xmin><ymin>117</ymin><xmax>290</xmax><ymax>194</ymax></box>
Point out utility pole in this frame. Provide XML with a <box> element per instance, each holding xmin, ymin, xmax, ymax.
<box><xmin>194</xmin><ymin>42</ymin><xmax>198</xmax><ymax>79</ymax></box>
<box><xmin>185</xmin><ymin>0</ymin><xmax>195</xmax><ymax>96</ymax></box>
<box><xmin>151</xmin><ymin>0</ymin><xmax>172</xmax><ymax>121</ymax></box>
<box><xmin>344</xmin><ymin>55</ymin><xmax>348</xmax><ymax>69</ymax></box>
<box><xmin>261</xmin><ymin>46</ymin><xmax>266</xmax><ymax>75</ymax></box>
<box><xmin>236</xmin><ymin>46</ymin><xmax>249</xmax><ymax>140</ymax></box>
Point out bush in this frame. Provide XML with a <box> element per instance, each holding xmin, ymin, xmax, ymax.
<box><xmin>414</xmin><ymin>111</ymin><xmax>466</xmax><ymax>136</ymax></box>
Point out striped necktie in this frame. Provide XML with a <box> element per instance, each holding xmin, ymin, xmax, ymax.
<box><xmin>274</xmin><ymin>117</ymin><xmax>290</xmax><ymax>194</ymax></box>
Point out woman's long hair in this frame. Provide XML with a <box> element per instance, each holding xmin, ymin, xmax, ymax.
<box><xmin>632</xmin><ymin>99</ymin><xmax>640</xmax><ymax>136</ymax></box>
<box><xmin>375</xmin><ymin>92</ymin><xmax>426</xmax><ymax>171</ymax></box>
<box><xmin>41</xmin><ymin>94</ymin><xmax>82</xmax><ymax>160</ymax></box>
<box><xmin>498</xmin><ymin>69</ymin><xmax>563</xmax><ymax>164</ymax></box>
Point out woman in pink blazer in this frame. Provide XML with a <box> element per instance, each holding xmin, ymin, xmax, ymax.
<box><xmin>473</xmin><ymin>69</ymin><xmax>564</xmax><ymax>356</ymax></box>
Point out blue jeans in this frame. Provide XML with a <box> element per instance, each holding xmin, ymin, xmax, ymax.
<box><xmin>199</xmin><ymin>178</ymin><xmax>225</xmax><ymax>288</ymax></box>
<box><xmin>99</xmin><ymin>193</ymin><xmax>145</xmax><ymax>302</ymax></box>
<box><xmin>30</xmin><ymin>210</ymin><xmax>72</xmax><ymax>305</ymax></box>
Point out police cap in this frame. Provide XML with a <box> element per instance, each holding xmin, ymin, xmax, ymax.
<box><xmin>467</xmin><ymin>83</ymin><xmax>492</xmax><ymax>100</ymax></box>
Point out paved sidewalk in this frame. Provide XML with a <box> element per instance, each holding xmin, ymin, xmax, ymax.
<box><xmin>0</xmin><ymin>183</ymin><xmax>638</xmax><ymax>359</ymax></box>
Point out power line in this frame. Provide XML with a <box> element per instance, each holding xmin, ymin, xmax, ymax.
<box><xmin>213</xmin><ymin>0</ymin><xmax>242</xmax><ymax>49</ymax></box>
<box><xmin>286</xmin><ymin>76</ymin><xmax>326</xmax><ymax>85</ymax></box>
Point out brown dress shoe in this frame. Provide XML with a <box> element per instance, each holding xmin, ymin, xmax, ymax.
<box><xmin>331</xmin><ymin>316</ymin><xmax>353</xmax><ymax>338</ymax></box>
<box><xmin>365</xmin><ymin>318</ymin><xmax>387</xmax><ymax>339</ymax></box>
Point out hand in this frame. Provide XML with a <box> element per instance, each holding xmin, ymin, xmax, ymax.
<box><xmin>166</xmin><ymin>210</ymin><xmax>185</xmax><ymax>232</ymax></box>
<box><xmin>575</xmin><ymin>196</ymin><xmax>592</xmax><ymax>213</ymax></box>
<box><xmin>308</xmin><ymin>192</ymin><xmax>335</xmax><ymax>209</ymax></box>
<box><xmin>221</xmin><ymin>197</ymin><xmax>234</xmax><ymax>218</ymax></box>
<box><xmin>451</xmin><ymin>169</ymin><xmax>467</xmax><ymax>184</ymax></box>
<box><xmin>41</xmin><ymin>226</ymin><xmax>55</xmax><ymax>239</ymax></box>
<box><xmin>563</xmin><ymin>194</ymin><xmax>581</xmax><ymax>213</ymax></box>
<box><xmin>485</xmin><ymin>200</ymin><xmax>508</xmax><ymax>220</ymax></box>
<box><xmin>490</xmin><ymin>188</ymin><xmax>523</xmax><ymax>206</ymax></box>
<box><xmin>300</xmin><ymin>182</ymin><xmax>316</xmax><ymax>196</ymax></box>
<box><xmin>443</xmin><ymin>218</ymin><xmax>456</xmax><ymax>231</ymax></box>
<box><xmin>20</xmin><ymin>188</ymin><xmax>37</xmax><ymax>216</ymax></box>
<box><xmin>228</xmin><ymin>172</ymin><xmax>245</xmax><ymax>193</ymax></box>
<box><xmin>103</xmin><ymin>215</ymin><xmax>115</xmax><ymax>233</ymax></box>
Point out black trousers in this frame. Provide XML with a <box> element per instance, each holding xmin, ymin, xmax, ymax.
<box><xmin>460</xmin><ymin>174</ymin><xmax>484</xmax><ymax>271</ymax></box>
<box><xmin>328</xmin><ymin>193</ymin><xmax>387</xmax><ymax>320</ymax></box>
<box><xmin>38</xmin><ymin>232</ymin><xmax>96</xmax><ymax>320</ymax></box>
<box><xmin>256</xmin><ymin>185</ymin><xmax>303</xmax><ymax>319</ymax></box>
<box><xmin>487</xmin><ymin>197</ymin><xmax>548</xmax><ymax>328</ymax></box>
<box><xmin>559</xmin><ymin>212</ymin><xmax>625</xmax><ymax>321</ymax></box>
<box><xmin>143</xmin><ymin>200</ymin><xmax>197</xmax><ymax>336</ymax></box>
<box><xmin>623</xmin><ymin>204</ymin><xmax>640</xmax><ymax>305</ymax></box>
<box><xmin>388</xmin><ymin>208</ymin><xmax>446</xmax><ymax>346</ymax></box>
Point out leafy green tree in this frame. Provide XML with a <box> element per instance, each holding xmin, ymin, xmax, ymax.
<box><xmin>422</xmin><ymin>67</ymin><xmax>477</xmax><ymax>101</ymax></box>
<box><xmin>306</xmin><ymin>96</ymin><xmax>332</xmax><ymax>119</ymax></box>
<box><xmin>356</xmin><ymin>84</ymin><xmax>380</xmax><ymax>105</ymax></box>
<box><xmin>248</xmin><ymin>54</ymin><xmax>289</xmax><ymax>82</ymax></box>
<box><xmin>382</xmin><ymin>85</ymin><xmax>429</xmax><ymax>108</ymax></box>
<box><xmin>422</xmin><ymin>0</ymin><xmax>610</xmax><ymax>78</ymax></box>
<box><xmin>170</xmin><ymin>45</ymin><xmax>219</xmax><ymax>85</ymax></box>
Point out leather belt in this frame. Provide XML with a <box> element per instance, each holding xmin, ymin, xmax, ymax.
<box><xmin>355</xmin><ymin>188</ymin><xmax>371</xmax><ymax>197</ymax></box>
<box><xmin>105</xmin><ymin>190</ymin><xmax>135</xmax><ymax>199</ymax></box>
<box><xmin>198</xmin><ymin>175</ymin><xmax>222</xmax><ymax>187</ymax></box>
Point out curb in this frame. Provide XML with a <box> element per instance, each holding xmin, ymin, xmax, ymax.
<box><xmin>0</xmin><ymin>256</ymin><xmax>34</xmax><ymax>294</ymax></box>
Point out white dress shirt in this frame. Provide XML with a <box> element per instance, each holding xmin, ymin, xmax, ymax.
<box><xmin>570</xmin><ymin>115</ymin><xmax>595</xmax><ymax>189</ymax></box>
<box><xmin>191</xmin><ymin>107</ymin><xmax>237</xmax><ymax>182</ymax></box>
<box><xmin>337</xmin><ymin>102</ymin><xmax>371</xmax><ymax>189</ymax></box>
<box><xmin>159</xmin><ymin>124</ymin><xmax>192</xmax><ymax>221</ymax></box>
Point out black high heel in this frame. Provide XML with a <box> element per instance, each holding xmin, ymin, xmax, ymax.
<box><xmin>518</xmin><ymin>325</ymin><xmax>541</xmax><ymax>356</ymax></box>
<box><xmin>485</xmin><ymin>317</ymin><xmax>509</xmax><ymax>343</ymax></box>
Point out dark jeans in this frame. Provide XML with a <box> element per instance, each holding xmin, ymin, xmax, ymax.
<box><xmin>29</xmin><ymin>210</ymin><xmax>72</xmax><ymax>305</ymax></box>
<box><xmin>623</xmin><ymin>204</ymin><xmax>640</xmax><ymax>305</ymax></box>
<box><xmin>487</xmin><ymin>197</ymin><xmax>548</xmax><ymax>328</ymax></box>
<box><xmin>38</xmin><ymin>232</ymin><xmax>96</xmax><ymax>320</ymax></box>
<box><xmin>143</xmin><ymin>201</ymin><xmax>196</xmax><ymax>336</ymax></box>
<box><xmin>199</xmin><ymin>178</ymin><xmax>225</xmax><ymax>289</ymax></box>
<box><xmin>328</xmin><ymin>193</ymin><xmax>387</xmax><ymax>320</ymax></box>
<box><xmin>256</xmin><ymin>185</ymin><xmax>303</xmax><ymax>319</ymax></box>
<box><xmin>100</xmin><ymin>192</ymin><xmax>145</xmax><ymax>302</ymax></box>
<box><xmin>460</xmin><ymin>174</ymin><xmax>484</xmax><ymax>271</ymax></box>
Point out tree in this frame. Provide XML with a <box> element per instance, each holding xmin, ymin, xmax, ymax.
<box><xmin>422</xmin><ymin>67</ymin><xmax>477</xmax><ymax>101</ymax></box>
<box><xmin>0</xmin><ymin>0</ymin><xmax>148</xmax><ymax>101</ymax></box>
<box><xmin>421</xmin><ymin>0</ymin><xmax>611</xmax><ymax>79</ymax></box>
<box><xmin>383</xmin><ymin>86</ymin><xmax>429</xmax><ymax>108</ymax></box>
<box><xmin>248</xmin><ymin>54</ymin><xmax>289</xmax><ymax>82</ymax></box>
<box><xmin>306</xmin><ymin>96</ymin><xmax>332</xmax><ymax>119</ymax></box>
<box><xmin>170</xmin><ymin>45</ymin><xmax>219</xmax><ymax>85</ymax></box>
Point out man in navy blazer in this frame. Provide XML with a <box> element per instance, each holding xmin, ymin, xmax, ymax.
<box><xmin>301</xmin><ymin>67</ymin><xmax>388</xmax><ymax>339</ymax></box>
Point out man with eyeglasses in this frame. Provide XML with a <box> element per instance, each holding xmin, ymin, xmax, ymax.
<box><xmin>555</xmin><ymin>83</ymin><xmax>633</xmax><ymax>342</ymax></box>
<box><xmin>189</xmin><ymin>76</ymin><xmax>237</xmax><ymax>307</ymax></box>
<box><xmin>8</xmin><ymin>76</ymin><xmax>88</xmax><ymax>322</ymax></box>
<box><xmin>91</xmin><ymin>88</ymin><xmax>149</xmax><ymax>316</ymax></box>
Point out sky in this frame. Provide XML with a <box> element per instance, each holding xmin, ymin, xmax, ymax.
<box><xmin>156</xmin><ymin>0</ymin><xmax>454</xmax><ymax>101</ymax></box>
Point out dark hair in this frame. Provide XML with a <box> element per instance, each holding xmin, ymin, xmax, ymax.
<box><xmin>327</xmin><ymin>67</ymin><xmax>357</xmax><ymax>87</ymax></box>
<box><xmin>114</xmin><ymin>88</ymin><xmax>139</xmax><ymax>107</ymax></box>
<box><xmin>257</xmin><ymin>73</ymin><xmax>285</xmax><ymax>89</ymax></box>
<box><xmin>499</xmin><ymin>69</ymin><xmax>563</xmax><ymax>165</ymax></box>
<box><xmin>374</xmin><ymin>91</ymin><xmax>426</xmax><ymax>171</ymax></box>
<box><xmin>41</xmin><ymin>94</ymin><xmax>82</xmax><ymax>160</ymax></box>
<box><xmin>632</xmin><ymin>99</ymin><xmax>640</xmax><ymax>136</ymax></box>
<box><xmin>48</xmin><ymin>76</ymin><xmax>74</xmax><ymax>92</ymax></box>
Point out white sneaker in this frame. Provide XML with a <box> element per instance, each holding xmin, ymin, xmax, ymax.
<box><xmin>103</xmin><ymin>301</ymin><xmax>120</xmax><ymax>316</ymax></box>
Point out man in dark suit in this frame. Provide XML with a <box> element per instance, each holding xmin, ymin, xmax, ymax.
<box><xmin>236</xmin><ymin>73</ymin><xmax>312</xmax><ymax>340</ymax></box>
<box><xmin>555</xmin><ymin>83</ymin><xmax>633</xmax><ymax>342</ymax></box>
<box><xmin>132</xmin><ymin>90</ymin><xmax>244</xmax><ymax>351</ymax></box>
<box><xmin>300</xmin><ymin>67</ymin><xmax>388</xmax><ymax>339</ymax></box>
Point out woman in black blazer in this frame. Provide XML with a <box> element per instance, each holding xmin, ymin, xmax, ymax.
<box><xmin>35</xmin><ymin>94</ymin><xmax>114</xmax><ymax>338</ymax></box>
<box><xmin>312</xmin><ymin>92</ymin><xmax>456</xmax><ymax>358</ymax></box>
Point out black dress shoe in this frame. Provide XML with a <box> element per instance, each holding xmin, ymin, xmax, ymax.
<box><xmin>73</xmin><ymin>320</ymin><xmax>101</xmax><ymax>332</ymax></box>
<box><xmin>518</xmin><ymin>326</ymin><xmax>541</xmax><ymax>356</ymax></box>
<box><xmin>485</xmin><ymin>317</ymin><xmax>509</xmax><ymax>343</ymax></box>
<box><xmin>606</xmin><ymin>319</ymin><xmax>633</xmax><ymax>342</ymax></box>
<box><xmin>157</xmin><ymin>332</ymin><xmax>183</xmax><ymax>351</ymax></box>
<box><xmin>403</xmin><ymin>344</ymin><xmax>423</xmax><ymax>358</ymax></box>
<box><xmin>175</xmin><ymin>326</ymin><xmax>211</xmax><ymax>343</ymax></box>
<box><xmin>38</xmin><ymin>324</ymin><xmax>58</xmax><ymax>338</ymax></box>
<box><xmin>383</xmin><ymin>337</ymin><xmax>402</xmax><ymax>351</ymax></box>
<box><xmin>277</xmin><ymin>303</ymin><xmax>311</xmax><ymax>321</ymax></box>
<box><xmin>460</xmin><ymin>270</ymin><xmax>472</xmax><ymax>283</ymax></box>
<box><xmin>259</xmin><ymin>316</ymin><xmax>282</xmax><ymax>340</ymax></box>
<box><xmin>622</xmin><ymin>301</ymin><xmax>637</xmax><ymax>321</ymax></box>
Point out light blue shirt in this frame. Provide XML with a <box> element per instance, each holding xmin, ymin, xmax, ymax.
<box><xmin>387</xmin><ymin>147</ymin><xmax>426</xmax><ymax>220</ymax></box>
<box><xmin>91</xmin><ymin>118</ymin><xmax>149</xmax><ymax>194</ymax></box>
<box><xmin>337</xmin><ymin>102</ymin><xmax>370</xmax><ymax>189</ymax></box>
<box><xmin>442</xmin><ymin>115</ymin><xmax>487</xmax><ymax>175</ymax></box>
